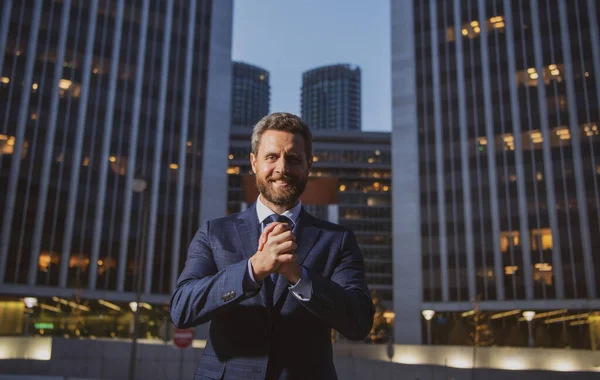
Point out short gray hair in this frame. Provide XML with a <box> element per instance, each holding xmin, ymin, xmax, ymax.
<box><xmin>251</xmin><ymin>112</ymin><xmax>313</xmax><ymax>161</ymax></box>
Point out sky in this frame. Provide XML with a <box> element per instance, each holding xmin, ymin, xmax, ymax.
<box><xmin>232</xmin><ymin>0</ymin><xmax>391</xmax><ymax>132</ymax></box>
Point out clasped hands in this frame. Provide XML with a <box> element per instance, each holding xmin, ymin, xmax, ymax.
<box><xmin>250</xmin><ymin>222</ymin><xmax>301</xmax><ymax>284</ymax></box>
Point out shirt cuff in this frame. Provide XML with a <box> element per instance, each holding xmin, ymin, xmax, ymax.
<box><xmin>243</xmin><ymin>259</ymin><xmax>262</xmax><ymax>296</ymax></box>
<box><xmin>289</xmin><ymin>267</ymin><xmax>312</xmax><ymax>301</ymax></box>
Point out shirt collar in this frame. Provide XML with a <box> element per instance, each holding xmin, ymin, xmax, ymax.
<box><xmin>256</xmin><ymin>195</ymin><xmax>302</xmax><ymax>226</ymax></box>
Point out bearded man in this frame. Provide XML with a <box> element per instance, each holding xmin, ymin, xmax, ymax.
<box><xmin>170</xmin><ymin>112</ymin><xmax>374</xmax><ymax>380</ymax></box>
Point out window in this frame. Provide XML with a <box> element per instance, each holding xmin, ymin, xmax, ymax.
<box><xmin>516</xmin><ymin>64</ymin><xmax>564</xmax><ymax>87</ymax></box>
<box><xmin>533</xmin><ymin>262</ymin><xmax>553</xmax><ymax>285</ymax></box>
<box><xmin>500</xmin><ymin>231</ymin><xmax>520</xmax><ymax>253</ymax></box>
<box><xmin>445</xmin><ymin>16</ymin><xmax>505</xmax><ymax>42</ymax></box>
<box><xmin>531</xmin><ymin>228</ymin><xmax>552</xmax><ymax>251</ymax></box>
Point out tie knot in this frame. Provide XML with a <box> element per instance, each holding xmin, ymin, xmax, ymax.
<box><xmin>264</xmin><ymin>214</ymin><xmax>293</xmax><ymax>228</ymax></box>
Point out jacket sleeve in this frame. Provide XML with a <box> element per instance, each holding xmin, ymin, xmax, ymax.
<box><xmin>169</xmin><ymin>220</ymin><xmax>254</xmax><ymax>328</ymax></box>
<box><xmin>300</xmin><ymin>230</ymin><xmax>374</xmax><ymax>340</ymax></box>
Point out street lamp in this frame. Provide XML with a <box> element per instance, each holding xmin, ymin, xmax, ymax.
<box><xmin>422</xmin><ymin>309</ymin><xmax>435</xmax><ymax>345</ymax></box>
<box><xmin>129</xmin><ymin>175</ymin><xmax>148</xmax><ymax>380</ymax></box>
<box><xmin>523</xmin><ymin>311</ymin><xmax>536</xmax><ymax>348</ymax></box>
<box><xmin>23</xmin><ymin>297</ymin><xmax>38</xmax><ymax>336</ymax></box>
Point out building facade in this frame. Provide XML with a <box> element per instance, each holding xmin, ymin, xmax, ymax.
<box><xmin>227</xmin><ymin>128</ymin><xmax>393</xmax><ymax>308</ymax></box>
<box><xmin>231</xmin><ymin>61</ymin><xmax>270</xmax><ymax>129</ymax></box>
<box><xmin>392</xmin><ymin>0</ymin><xmax>600</xmax><ymax>349</ymax></box>
<box><xmin>0</xmin><ymin>0</ymin><xmax>233</xmax><ymax>338</ymax></box>
<box><xmin>301</xmin><ymin>64</ymin><xmax>361</xmax><ymax>131</ymax></box>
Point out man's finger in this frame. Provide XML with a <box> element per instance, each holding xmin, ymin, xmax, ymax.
<box><xmin>258</xmin><ymin>222</ymin><xmax>281</xmax><ymax>251</ymax></box>
<box><xmin>277</xmin><ymin>253</ymin><xmax>298</xmax><ymax>264</ymax></box>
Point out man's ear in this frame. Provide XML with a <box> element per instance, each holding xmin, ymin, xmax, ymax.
<box><xmin>250</xmin><ymin>152</ymin><xmax>257</xmax><ymax>174</ymax></box>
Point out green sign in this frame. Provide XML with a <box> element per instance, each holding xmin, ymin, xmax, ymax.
<box><xmin>34</xmin><ymin>322</ymin><xmax>54</xmax><ymax>329</ymax></box>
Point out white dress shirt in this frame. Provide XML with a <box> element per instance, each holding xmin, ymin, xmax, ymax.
<box><xmin>245</xmin><ymin>196</ymin><xmax>312</xmax><ymax>301</ymax></box>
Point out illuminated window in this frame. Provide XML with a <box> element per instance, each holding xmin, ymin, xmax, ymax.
<box><xmin>531</xmin><ymin>228</ymin><xmax>552</xmax><ymax>251</ymax></box>
<box><xmin>0</xmin><ymin>135</ymin><xmax>28</xmax><ymax>158</ymax></box>
<box><xmin>583</xmin><ymin>123</ymin><xmax>598</xmax><ymax>137</ymax></box>
<box><xmin>38</xmin><ymin>251</ymin><xmax>60</xmax><ymax>272</ymax></box>
<box><xmin>446</xmin><ymin>15</ymin><xmax>504</xmax><ymax>42</ymax></box>
<box><xmin>0</xmin><ymin>76</ymin><xmax>9</xmax><ymax>84</ymax></box>
<box><xmin>169</xmin><ymin>163</ymin><xmax>178</xmax><ymax>170</ymax></box>
<box><xmin>516</xmin><ymin>64</ymin><xmax>564</xmax><ymax>87</ymax></box>
<box><xmin>503</xmin><ymin>134</ymin><xmax>515</xmax><ymax>151</ymax></box>
<box><xmin>227</xmin><ymin>166</ymin><xmax>240</xmax><ymax>175</ymax></box>
<box><xmin>500</xmin><ymin>231</ymin><xmax>520</xmax><ymax>253</ymax></box>
<box><xmin>504</xmin><ymin>266</ymin><xmax>518</xmax><ymax>275</ymax></box>
<box><xmin>556</xmin><ymin>127</ymin><xmax>571</xmax><ymax>140</ymax></box>
<box><xmin>530</xmin><ymin>130</ymin><xmax>543</xmax><ymax>144</ymax></box>
<box><xmin>489</xmin><ymin>16</ymin><xmax>504</xmax><ymax>29</ymax></box>
<box><xmin>110</xmin><ymin>156</ymin><xmax>127</xmax><ymax>175</ymax></box>
<box><xmin>533</xmin><ymin>262</ymin><xmax>553</xmax><ymax>285</ymax></box>
<box><xmin>59</xmin><ymin>79</ymin><xmax>72</xmax><ymax>90</ymax></box>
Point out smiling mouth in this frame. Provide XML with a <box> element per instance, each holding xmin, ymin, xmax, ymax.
<box><xmin>271</xmin><ymin>180</ymin><xmax>290</xmax><ymax>186</ymax></box>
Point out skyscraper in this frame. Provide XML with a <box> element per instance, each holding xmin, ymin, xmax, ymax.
<box><xmin>392</xmin><ymin>0</ymin><xmax>600</xmax><ymax>347</ymax></box>
<box><xmin>0</xmin><ymin>0</ymin><xmax>232</xmax><ymax>336</ymax></box>
<box><xmin>231</xmin><ymin>61</ymin><xmax>270</xmax><ymax>129</ymax></box>
<box><xmin>301</xmin><ymin>64</ymin><xmax>361</xmax><ymax>131</ymax></box>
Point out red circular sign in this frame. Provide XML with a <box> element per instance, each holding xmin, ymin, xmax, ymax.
<box><xmin>173</xmin><ymin>328</ymin><xmax>194</xmax><ymax>348</ymax></box>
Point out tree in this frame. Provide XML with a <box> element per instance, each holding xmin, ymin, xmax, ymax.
<box><xmin>466</xmin><ymin>296</ymin><xmax>494</xmax><ymax>347</ymax></box>
<box><xmin>368</xmin><ymin>290</ymin><xmax>391</xmax><ymax>343</ymax></box>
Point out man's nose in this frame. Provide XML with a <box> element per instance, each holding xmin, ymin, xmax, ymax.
<box><xmin>275</xmin><ymin>157</ymin><xmax>289</xmax><ymax>173</ymax></box>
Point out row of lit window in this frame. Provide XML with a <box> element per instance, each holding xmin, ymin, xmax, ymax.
<box><xmin>477</xmin><ymin>124</ymin><xmax>598</xmax><ymax>152</ymax></box>
<box><xmin>1</xmin><ymin>75</ymin><xmax>82</xmax><ymax>98</ymax></box>
<box><xmin>446</xmin><ymin>16</ymin><xmax>505</xmax><ymax>42</ymax></box>
<box><xmin>473</xmin><ymin>264</ymin><xmax>553</xmax><ymax>285</ymax></box>
<box><xmin>500</xmin><ymin>228</ymin><xmax>553</xmax><ymax>252</ymax></box>
<box><xmin>516</xmin><ymin>64</ymin><xmax>591</xmax><ymax>87</ymax></box>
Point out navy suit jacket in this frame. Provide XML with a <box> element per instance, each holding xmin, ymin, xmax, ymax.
<box><xmin>170</xmin><ymin>204</ymin><xmax>374</xmax><ymax>380</ymax></box>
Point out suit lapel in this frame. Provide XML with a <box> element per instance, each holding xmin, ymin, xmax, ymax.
<box><xmin>234</xmin><ymin>204</ymin><xmax>260</xmax><ymax>260</ymax></box>
<box><xmin>273</xmin><ymin>208</ymin><xmax>321</xmax><ymax>306</ymax></box>
<box><xmin>234</xmin><ymin>204</ymin><xmax>271</xmax><ymax>309</ymax></box>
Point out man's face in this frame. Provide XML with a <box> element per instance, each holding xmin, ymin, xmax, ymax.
<box><xmin>250</xmin><ymin>130</ymin><xmax>311</xmax><ymax>207</ymax></box>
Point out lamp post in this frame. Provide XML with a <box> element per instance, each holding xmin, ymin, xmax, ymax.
<box><xmin>23</xmin><ymin>297</ymin><xmax>38</xmax><ymax>336</ymax></box>
<box><xmin>422</xmin><ymin>309</ymin><xmax>435</xmax><ymax>345</ymax></box>
<box><xmin>523</xmin><ymin>311</ymin><xmax>536</xmax><ymax>348</ymax></box>
<box><xmin>128</xmin><ymin>175</ymin><xmax>148</xmax><ymax>380</ymax></box>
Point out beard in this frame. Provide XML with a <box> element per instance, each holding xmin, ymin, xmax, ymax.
<box><xmin>255</xmin><ymin>172</ymin><xmax>308</xmax><ymax>207</ymax></box>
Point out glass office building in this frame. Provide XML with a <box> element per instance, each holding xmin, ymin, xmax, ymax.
<box><xmin>0</xmin><ymin>0</ymin><xmax>233</xmax><ymax>338</ymax></box>
<box><xmin>392</xmin><ymin>0</ymin><xmax>600</xmax><ymax>348</ymax></box>
<box><xmin>301</xmin><ymin>64</ymin><xmax>361</xmax><ymax>131</ymax></box>
<box><xmin>231</xmin><ymin>61</ymin><xmax>270</xmax><ymax>129</ymax></box>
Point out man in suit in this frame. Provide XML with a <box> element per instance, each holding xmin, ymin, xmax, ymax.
<box><xmin>170</xmin><ymin>112</ymin><xmax>374</xmax><ymax>379</ymax></box>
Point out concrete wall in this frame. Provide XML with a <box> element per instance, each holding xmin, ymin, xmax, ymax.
<box><xmin>2</xmin><ymin>338</ymin><xmax>600</xmax><ymax>379</ymax></box>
